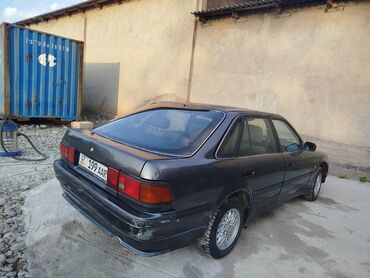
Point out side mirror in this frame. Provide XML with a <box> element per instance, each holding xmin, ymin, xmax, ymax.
<box><xmin>304</xmin><ymin>141</ymin><xmax>316</xmax><ymax>152</ymax></box>
<box><xmin>285</xmin><ymin>143</ymin><xmax>302</xmax><ymax>152</ymax></box>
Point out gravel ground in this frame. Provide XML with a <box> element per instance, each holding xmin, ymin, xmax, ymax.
<box><xmin>0</xmin><ymin>116</ymin><xmax>109</xmax><ymax>278</ymax></box>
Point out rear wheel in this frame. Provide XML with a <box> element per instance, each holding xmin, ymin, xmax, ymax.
<box><xmin>198</xmin><ymin>197</ymin><xmax>244</xmax><ymax>258</ymax></box>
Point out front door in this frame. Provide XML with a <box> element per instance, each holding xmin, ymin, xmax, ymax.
<box><xmin>271</xmin><ymin>119</ymin><xmax>314</xmax><ymax>201</ymax></box>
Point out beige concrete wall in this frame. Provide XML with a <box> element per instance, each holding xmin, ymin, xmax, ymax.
<box><xmin>28</xmin><ymin>0</ymin><xmax>370</xmax><ymax>175</ymax></box>
<box><xmin>190</xmin><ymin>2</ymin><xmax>370</xmax><ymax>149</ymax></box>
<box><xmin>29</xmin><ymin>14</ymin><xmax>85</xmax><ymax>41</ymax></box>
<box><xmin>30</xmin><ymin>0</ymin><xmax>197</xmax><ymax>115</ymax></box>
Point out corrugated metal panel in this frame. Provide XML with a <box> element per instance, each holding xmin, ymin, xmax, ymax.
<box><xmin>0</xmin><ymin>24</ymin><xmax>83</xmax><ymax>121</ymax></box>
<box><xmin>193</xmin><ymin>0</ymin><xmax>322</xmax><ymax>18</ymax></box>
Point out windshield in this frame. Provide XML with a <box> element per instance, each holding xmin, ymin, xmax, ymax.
<box><xmin>94</xmin><ymin>108</ymin><xmax>224</xmax><ymax>156</ymax></box>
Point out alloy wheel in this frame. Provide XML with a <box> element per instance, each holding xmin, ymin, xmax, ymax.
<box><xmin>215</xmin><ymin>208</ymin><xmax>241</xmax><ymax>250</ymax></box>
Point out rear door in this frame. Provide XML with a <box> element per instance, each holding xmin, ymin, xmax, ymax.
<box><xmin>271</xmin><ymin>119</ymin><xmax>314</xmax><ymax>200</ymax></box>
<box><xmin>217</xmin><ymin>116</ymin><xmax>285</xmax><ymax>214</ymax></box>
<box><xmin>241</xmin><ymin>117</ymin><xmax>285</xmax><ymax>212</ymax></box>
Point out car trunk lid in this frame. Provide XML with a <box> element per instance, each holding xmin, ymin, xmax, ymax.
<box><xmin>62</xmin><ymin>128</ymin><xmax>172</xmax><ymax>196</ymax></box>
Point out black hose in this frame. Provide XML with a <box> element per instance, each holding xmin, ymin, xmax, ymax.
<box><xmin>0</xmin><ymin>119</ymin><xmax>48</xmax><ymax>161</ymax></box>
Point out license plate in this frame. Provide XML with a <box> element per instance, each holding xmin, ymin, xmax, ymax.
<box><xmin>79</xmin><ymin>153</ymin><xmax>108</xmax><ymax>182</ymax></box>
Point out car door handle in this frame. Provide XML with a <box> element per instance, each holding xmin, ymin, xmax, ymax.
<box><xmin>244</xmin><ymin>169</ymin><xmax>255</xmax><ymax>176</ymax></box>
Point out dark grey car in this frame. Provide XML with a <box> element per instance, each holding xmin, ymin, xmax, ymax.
<box><xmin>54</xmin><ymin>102</ymin><xmax>328</xmax><ymax>258</ymax></box>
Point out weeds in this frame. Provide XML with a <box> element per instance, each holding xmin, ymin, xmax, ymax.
<box><xmin>359</xmin><ymin>177</ymin><xmax>369</xmax><ymax>183</ymax></box>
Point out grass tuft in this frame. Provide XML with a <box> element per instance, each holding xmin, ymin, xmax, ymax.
<box><xmin>359</xmin><ymin>177</ymin><xmax>369</xmax><ymax>183</ymax></box>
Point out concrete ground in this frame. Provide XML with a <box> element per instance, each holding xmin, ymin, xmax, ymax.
<box><xmin>22</xmin><ymin>176</ymin><xmax>370</xmax><ymax>278</ymax></box>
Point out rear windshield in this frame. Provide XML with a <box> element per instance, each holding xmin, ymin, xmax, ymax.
<box><xmin>94</xmin><ymin>109</ymin><xmax>224</xmax><ymax>156</ymax></box>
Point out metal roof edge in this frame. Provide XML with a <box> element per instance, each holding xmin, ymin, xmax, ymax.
<box><xmin>192</xmin><ymin>0</ymin><xmax>357</xmax><ymax>20</ymax></box>
<box><xmin>16</xmin><ymin>0</ymin><xmax>125</xmax><ymax>26</ymax></box>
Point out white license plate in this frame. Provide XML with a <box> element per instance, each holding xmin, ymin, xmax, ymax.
<box><xmin>79</xmin><ymin>153</ymin><xmax>108</xmax><ymax>182</ymax></box>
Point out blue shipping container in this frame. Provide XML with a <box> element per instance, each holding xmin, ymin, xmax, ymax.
<box><xmin>0</xmin><ymin>24</ymin><xmax>83</xmax><ymax>121</ymax></box>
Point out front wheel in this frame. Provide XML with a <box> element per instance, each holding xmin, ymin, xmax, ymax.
<box><xmin>198</xmin><ymin>197</ymin><xmax>244</xmax><ymax>258</ymax></box>
<box><xmin>304</xmin><ymin>170</ymin><xmax>323</xmax><ymax>201</ymax></box>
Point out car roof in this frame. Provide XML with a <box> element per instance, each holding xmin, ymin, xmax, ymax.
<box><xmin>144</xmin><ymin>101</ymin><xmax>284</xmax><ymax>118</ymax></box>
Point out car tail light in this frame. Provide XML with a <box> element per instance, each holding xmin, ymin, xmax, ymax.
<box><xmin>118</xmin><ymin>173</ymin><xmax>173</xmax><ymax>204</ymax></box>
<box><xmin>119</xmin><ymin>174</ymin><xmax>140</xmax><ymax>200</ymax></box>
<box><xmin>60</xmin><ymin>143</ymin><xmax>75</xmax><ymax>164</ymax></box>
<box><xmin>139</xmin><ymin>183</ymin><xmax>174</xmax><ymax>204</ymax></box>
<box><xmin>107</xmin><ymin>167</ymin><xmax>119</xmax><ymax>190</ymax></box>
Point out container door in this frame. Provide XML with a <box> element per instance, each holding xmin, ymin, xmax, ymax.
<box><xmin>0</xmin><ymin>25</ymin><xmax>4</xmax><ymax>116</ymax></box>
<box><xmin>9</xmin><ymin>25</ymin><xmax>81</xmax><ymax>120</ymax></box>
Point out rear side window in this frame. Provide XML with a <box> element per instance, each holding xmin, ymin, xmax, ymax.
<box><xmin>238</xmin><ymin>119</ymin><xmax>251</xmax><ymax>156</ymax></box>
<box><xmin>217</xmin><ymin>119</ymin><xmax>242</xmax><ymax>158</ymax></box>
<box><xmin>247</xmin><ymin>118</ymin><xmax>277</xmax><ymax>155</ymax></box>
<box><xmin>94</xmin><ymin>109</ymin><xmax>224</xmax><ymax>156</ymax></box>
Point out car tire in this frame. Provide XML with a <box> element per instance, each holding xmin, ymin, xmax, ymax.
<box><xmin>304</xmin><ymin>168</ymin><xmax>323</xmax><ymax>201</ymax></box>
<box><xmin>198</xmin><ymin>197</ymin><xmax>244</xmax><ymax>259</ymax></box>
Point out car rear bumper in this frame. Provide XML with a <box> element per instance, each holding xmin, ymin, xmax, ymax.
<box><xmin>54</xmin><ymin>159</ymin><xmax>208</xmax><ymax>256</ymax></box>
